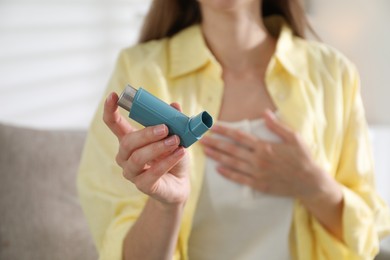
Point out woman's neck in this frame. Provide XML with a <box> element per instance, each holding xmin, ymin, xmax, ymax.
<box><xmin>200</xmin><ymin>2</ymin><xmax>275</xmax><ymax>72</ymax></box>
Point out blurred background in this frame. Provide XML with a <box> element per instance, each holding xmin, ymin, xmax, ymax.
<box><xmin>0</xmin><ymin>0</ymin><xmax>389</xmax><ymax>129</ymax></box>
<box><xmin>0</xmin><ymin>0</ymin><xmax>152</xmax><ymax>129</ymax></box>
<box><xmin>0</xmin><ymin>0</ymin><xmax>389</xmax><ymax>255</ymax></box>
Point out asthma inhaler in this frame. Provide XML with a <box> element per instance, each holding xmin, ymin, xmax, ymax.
<box><xmin>117</xmin><ymin>85</ymin><xmax>213</xmax><ymax>148</ymax></box>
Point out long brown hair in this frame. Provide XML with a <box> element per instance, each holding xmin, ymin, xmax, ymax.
<box><xmin>139</xmin><ymin>0</ymin><xmax>315</xmax><ymax>43</ymax></box>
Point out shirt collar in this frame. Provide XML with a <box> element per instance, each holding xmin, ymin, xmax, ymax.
<box><xmin>169</xmin><ymin>25</ymin><xmax>212</xmax><ymax>78</ymax></box>
<box><xmin>265</xmin><ymin>16</ymin><xmax>308</xmax><ymax>79</ymax></box>
<box><xmin>168</xmin><ymin>16</ymin><xmax>308</xmax><ymax>79</ymax></box>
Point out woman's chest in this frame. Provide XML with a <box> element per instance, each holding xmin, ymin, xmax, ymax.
<box><xmin>218</xmin><ymin>73</ymin><xmax>277</xmax><ymax>121</ymax></box>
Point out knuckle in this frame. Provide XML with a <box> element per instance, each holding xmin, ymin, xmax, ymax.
<box><xmin>122</xmin><ymin>169</ymin><xmax>133</xmax><ymax>182</ymax></box>
<box><xmin>133</xmin><ymin>177</ymin><xmax>146</xmax><ymax>192</ymax></box>
<box><xmin>115</xmin><ymin>154</ymin><xmax>122</xmax><ymax>166</ymax></box>
<box><xmin>122</xmin><ymin>170</ymin><xmax>130</xmax><ymax>180</ymax></box>
<box><xmin>226</xmin><ymin>143</ymin><xmax>238</xmax><ymax>154</ymax></box>
<box><xmin>256</xmin><ymin>159</ymin><xmax>268</xmax><ymax>169</ymax></box>
<box><xmin>255</xmin><ymin>146</ymin><xmax>264</xmax><ymax>158</ymax></box>
<box><xmin>263</xmin><ymin>144</ymin><xmax>273</xmax><ymax>156</ymax></box>
<box><xmin>102</xmin><ymin>114</ymin><xmax>112</xmax><ymax>126</ymax></box>
<box><xmin>255</xmin><ymin>143</ymin><xmax>272</xmax><ymax>158</ymax></box>
<box><xmin>120</xmin><ymin>136</ymin><xmax>131</xmax><ymax>150</ymax></box>
<box><xmin>130</xmin><ymin>150</ymin><xmax>143</xmax><ymax>165</ymax></box>
<box><xmin>157</xmin><ymin>139</ymin><xmax>169</xmax><ymax>151</ymax></box>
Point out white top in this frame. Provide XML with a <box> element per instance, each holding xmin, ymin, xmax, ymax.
<box><xmin>188</xmin><ymin>118</ymin><xmax>293</xmax><ymax>260</ymax></box>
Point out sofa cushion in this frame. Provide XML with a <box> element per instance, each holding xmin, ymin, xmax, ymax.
<box><xmin>0</xmin><ymin>123</ymin><xmax>97</xmax><ymax>260</ymax></box>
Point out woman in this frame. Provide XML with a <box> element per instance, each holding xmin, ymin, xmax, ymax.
<box><xmin>77</xmin><ymin>0</ymin><xmax>390</xmax><ymax>259</ymax></box>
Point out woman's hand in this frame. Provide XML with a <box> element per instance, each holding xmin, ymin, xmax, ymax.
<box><xmin>201</xmin><ymin>109</ymin><xmax>344</xmax><ymax>239</ymax></box>
<box><xmin>200</xmin><ymin>110</ymin><xmax>335</xmax><ymax>202</ymax></box>
<box><xmin>103</xmin><ymin>92</ymin><xmax>190</xmax><ymax>206</ymax></box>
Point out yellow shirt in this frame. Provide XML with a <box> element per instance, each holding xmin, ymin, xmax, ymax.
<box><xmin>77</xmin><ymin>17</ymin><xmax>390</xmax><ymax>260</ymax></box>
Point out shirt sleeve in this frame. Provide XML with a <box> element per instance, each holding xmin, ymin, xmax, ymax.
<box><xmin>312</xmin><ymin>63</ymin><xmax>390</xmax><ymax>259</ymax></box>
<box><xmin>77</xmin><ymin>50</ymin><xmax>148</xmax><ymax>260</ymax></box>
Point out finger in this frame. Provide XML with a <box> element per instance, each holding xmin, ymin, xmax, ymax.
<box><xmin>122</xmin><ymin>135</ymin><xmax>180</xmax><ymax>177</ymax></box>
<box><xmin>134</xmin><ymin>147</ymin><xmax>186</xmax><ymax>192</ymax></box>
<box><xmin>263</xmin><ymin>109</ymin><xmax>296</xmax><ymax>143</ymax></box>
<box><xmin>210</xmin><ymin>124</ymin><xmax>258</xmax><ymax>149</ymax></box>
<box><xmin>253</xmin><ymin>141</ymin><xmax>275</xmax><ymax>165</ymax></box>
<box><xmin>218</xmin><ymin>166</ymin><xmax>271</xmax><ymax>193</ymax></box>
<box><xmin>103</xmin><ymin>92</ymin><xmax>135</xmax><ymax>140</ymax></box>
<box><xmin>117</xmin><ymin>124</ymin><xmax>169</xmax><ymax>165</ymax></box>
<box><xmin>217</xmin><ymin>165</ymin><xmax>254</xmax><ymax>187</ymax></box>
<box><xmin>170</xmin><ymin>102</ymin><xmax>182</xmax><ymax>112</ymax></box>
<box><xmin>203</xmin><ymin>146</ymin><xmax>253</xmax><ymax>176</ymax></box>
<box><xmin>200</xmin><ymin>135</ymin><xmax>254</xmax><ymax>163</ymax></box>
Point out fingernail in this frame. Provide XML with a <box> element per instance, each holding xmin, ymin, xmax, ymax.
<box><xmin>164</xmin><ymin>135</ymin><xmax>178</xmax><ymax>146</ymax></box>
<box><xmin>153</xmin><ymin>125</ymin><xmax>167</xmax><ymax>136</ymax></box>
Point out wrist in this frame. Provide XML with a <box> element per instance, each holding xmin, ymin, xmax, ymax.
<box><xmin>299</xmin><ymin>169</ymin><xmax>343</xmax><ymax>210</ymax></box>
<box><xmin>297</xmin><ymin>167</ymin><xmax>344</xmax><ymax>240</ymax></box>
<box><xmin>150</xmin><ymin>197</ymin><xmax>187</xmax><ymax>214</ymax></box>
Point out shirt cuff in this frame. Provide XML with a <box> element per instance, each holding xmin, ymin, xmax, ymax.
<box><xmin>342</xmin><ymin>186</ymin><xmax>379</xmax><ymax>257</ymax></box>
<box><xmin>311</xmin><ymin>186</ymin><xmax>379</xmax><ymax>259</ymax></box>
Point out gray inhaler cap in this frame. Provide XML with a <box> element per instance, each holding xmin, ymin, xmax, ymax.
<box><xmin>117</xmin><ymin>85</ymin><xmax>137</xmax><ymax>111</ymax></box>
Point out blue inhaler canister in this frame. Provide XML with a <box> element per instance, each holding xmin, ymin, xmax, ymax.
<box><xmin>117</xmin><ymin>85</ymin><xmax>213</xmax><ymax>148</ymax></box>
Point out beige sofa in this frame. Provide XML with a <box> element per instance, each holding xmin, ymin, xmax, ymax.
<box><xmin>0</xmin><ymin>123</ymin><xmax>389</xmax><ymax>259</ymax></box>
<box><xmin>0</xmin><ymin>123</ymin><xmax>97</xmax><ymax>259</ymax></box>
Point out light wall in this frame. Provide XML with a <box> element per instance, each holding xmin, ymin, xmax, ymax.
<box><xmin>309</xmin><ymin>0</ymin><xmax>390</xmax><ymax>125</ymax></box>
<box><xmin>0</xmin><ymin>0</ymin><xmax>151</xmax><ymax>129</ymax></box>
<box><xmin>0</xmin><ymin>0</ymin><xmax>389</xmax><ymax>129</ymax></box>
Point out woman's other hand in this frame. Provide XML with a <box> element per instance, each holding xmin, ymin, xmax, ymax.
<box><xmin>103</xmin><ymin>92</ymin><xmax>190</xmax><ymax>206</ymax></box>
<box><xmin>200</xmin><ymin>110</ymin><xmax>344</xmax><ymax>239</ymax></box>
<box><xmin>200</xmin><ymin>109</ymin><xmax>336</xmax><ymax>202</ymax></box>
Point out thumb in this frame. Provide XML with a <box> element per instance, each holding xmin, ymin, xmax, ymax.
<box><xmin>103</xmin><ymin>92</ymin><xmax>134</xmax><ymax>140</ymax></box>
